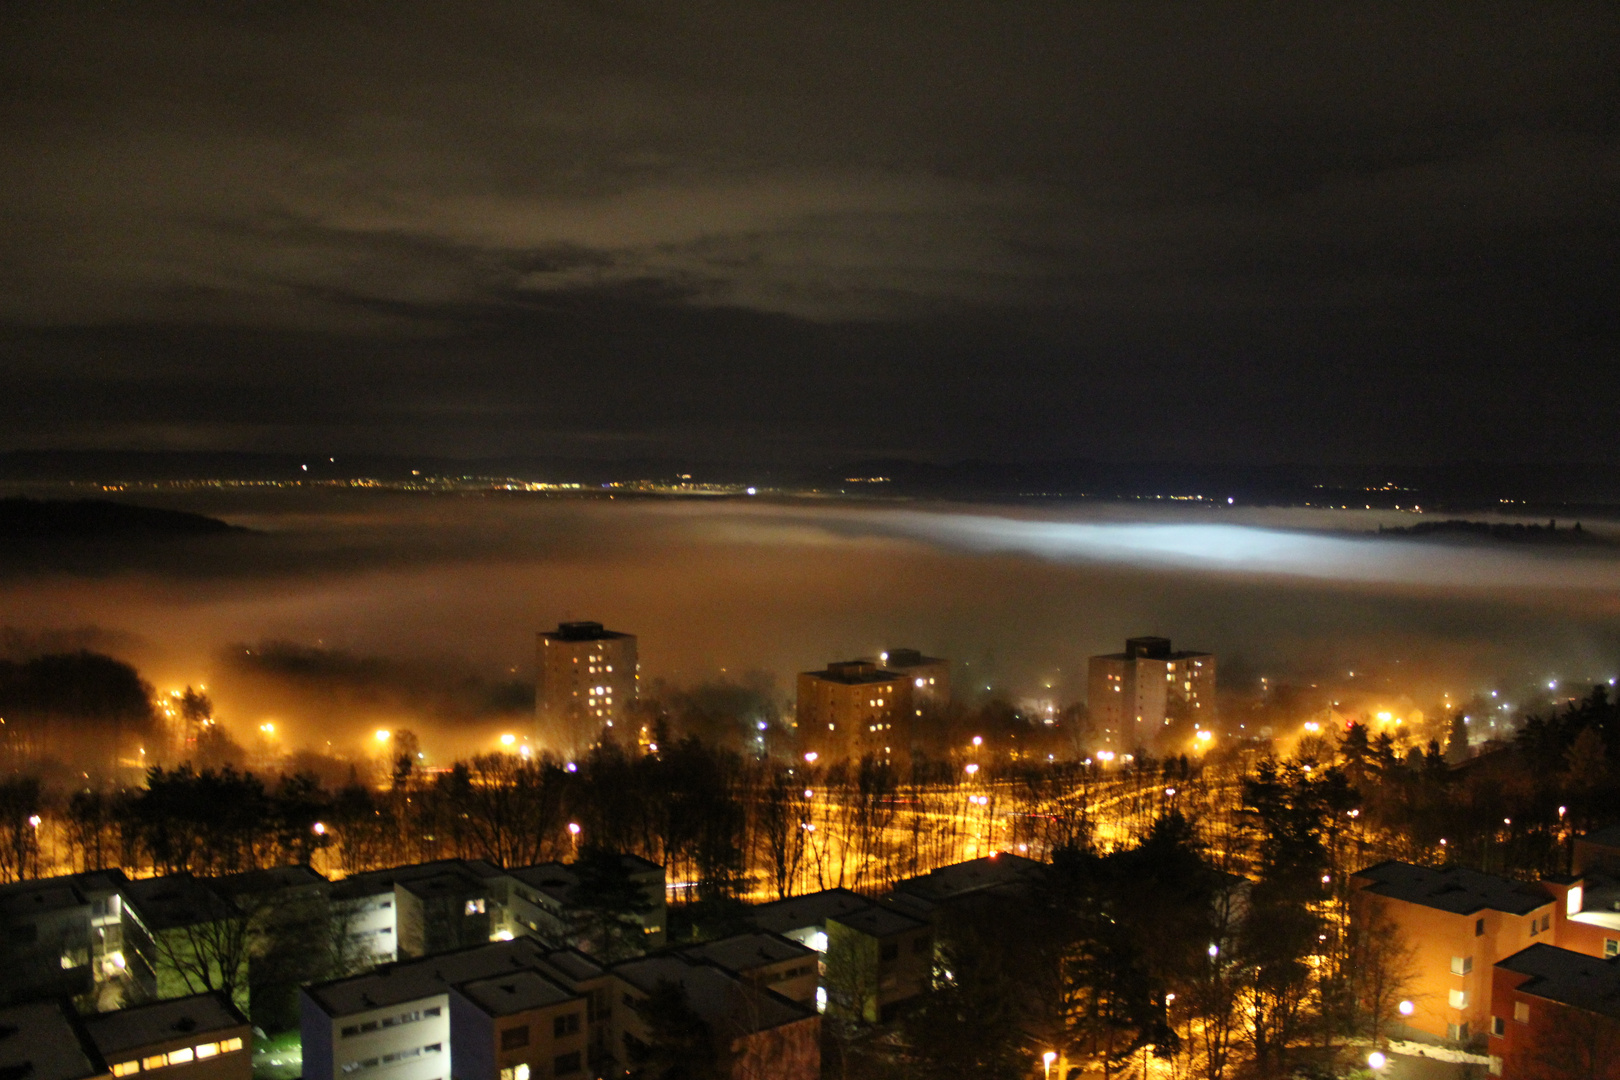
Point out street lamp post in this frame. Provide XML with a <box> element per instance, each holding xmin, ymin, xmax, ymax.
<box><xmin>1042</xmin><ymin>1051</ymin><xmax>1057</xmax><ymax>1080</ymax></box>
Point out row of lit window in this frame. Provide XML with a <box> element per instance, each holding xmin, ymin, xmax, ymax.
<box><xmin>341</xmin><ymin>1042</ymin><xmax>442</xmax><ymax>1074</ymax></box>
<box><xmin>110</xmin><ymin>1038</ymin><xmax>244</xmax><ymax>1075</ymax></box>
<box><xmin>341</xmin><ymin>1006</ymin><xmax>440</xmax><ymax>1038</ymax></box>
<box><xmin>867</xmin><ymin>699</ymin><xmax>885</xmax><ymax>707</ymax></box>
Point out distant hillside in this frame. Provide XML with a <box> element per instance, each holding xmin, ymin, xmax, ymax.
<box><xmin>1374</xmin><ymin>519</ymin><xmax>1610</xmax><ymax>544</ymax></box>
<box><xmin>0</xmin><ymin>497</ymin><xmax>242</xmax><ymax>540</ymax></box>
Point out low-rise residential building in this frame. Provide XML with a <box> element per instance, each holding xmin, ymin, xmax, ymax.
<box><xmin>0</xmin><ymin>875</ymin><xmax>95</xmax><ymax>1005</ymax></box>
<box><xmin>613</xmin><ymin>955</ymin><xmax>818</xmax><ymax>1080</ymax></box>
<box><xmin>1574</xmin><ymin>823</ymin><xmax>1620</xmax><ymax>876</ymax></box>
<box><xmin>1489</xmin><ymin>944</ymin><xmax>1620</xmax><ymax>1079</ymax></box>
<box><xmin>122</xmin><ymin>876</ymin><xmax>248</xmax><ymax>1014</ymax></box>
<box><xmin>0</xmin><ymin>1000</ymin><xmax>110</xmax><ymax>1080</ymax></box>
<box><xmin>498</xmin><ymin>856</ymin><xmax>666</xmax><ymax>953</ymax></box>
<box><xmin>81</xmin><ymin>992</ymin><xmax>251</xmax><ymax>1080</ymax></box>
<box><xmin>332</xmin><ymin>860</ymin><xmax>505</xmax><ymax>966</ymax></box>
<box><xmin>449</xmin><ymin>972</ymin><xmax>589</xmax><ymax>1080</ymax></box>
<box><xmin>678</xmin><ymin>932</ymin><xmax>819</xmax><ymax>1007</ymax></box>
<box><xmin>1541</xmin><ymin>870</ymin><xmax>1620</xmax><ymax>961</ymax></box>
<box><xmin>744</xmin><ymin>888</ymin><xmax>930</xmax><ymax>1021</ymax></box>
<box><xmin>300</xmin><ymin>938</ymin><xmax>607</xmax><ymax>1080</ymax></box>
<box><xmin>1353</xmin><ymin>861</ymin><xmax>1559</xmax><ymax>1044</ymax></box>
<box><xmin>890</xmin><ymin>852</ymin><xmax>1045</xmax><ymax>921</ymax></box>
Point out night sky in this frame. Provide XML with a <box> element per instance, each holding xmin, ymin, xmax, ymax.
<box><xmin>3</xmin><ymin>2</ymin><xmax>1617</xmax><ymax>466</ymax></box>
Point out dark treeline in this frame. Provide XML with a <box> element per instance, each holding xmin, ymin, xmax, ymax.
<box><xmin>0</xmin><ymin>651</ymin><xmax>157</xmax><ymax>779</ymax></box>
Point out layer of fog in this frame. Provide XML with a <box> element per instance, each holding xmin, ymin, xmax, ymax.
<box><xmin>2</xmin><ymin>491</ymin><xmax>1617</xmax><ymax>762</ymax></box>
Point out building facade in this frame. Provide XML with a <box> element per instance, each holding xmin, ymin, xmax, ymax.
<box><xmin>870</xmin><ymin>650</ymin><xmax>949</xmax><ymax>711</ymax></box>
<box><xmin>1087</xmin><ymin>637</ymin><xmax>1215</xmax><ymax>749</ymax></box>
<box><xmin>81</xmin><ymin>993</ymin><xmax>251</xmax><ymax>1080</ymax></box>
<box><xmin>535</xmin><ymin>623</ymin><xmax>638</xmax><ymax>755</ymax></box>
<box><xmin>1352</xmin><ymin>861</ymin><xmax>1560</xmax><ymax>1044</ymax></box>
<box><xmin>795</xmin><ymin>661</ymin><xmax>912</xmax><ymax>762</ymax></box>
<box><xmin>1489</xmin><ymin>944</ymin><xmax>1620</xmax><ymax>1079</ymax></box>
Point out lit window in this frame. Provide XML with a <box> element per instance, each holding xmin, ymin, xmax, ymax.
<box><xmin>1450</xmin><ymin>955</ymin><xmax>1473</xmax><ymax>975</ymax></box>
<box><xmin>167</xmin><ymin>1049</ymin><xmax>193</xmax><ymax>1065</ymax></box>
<box><xmin>195</xmin><ymin>1044</ymin><xmax>219</xmax><ymax>1059</ymax></box>
<box><xmin>143</xmin><ymin>1056</ymin><xmax>168</xmax><ymax>1071</ymax></box>
<box><xmin>222</xmin><ymin>1039</ymin><xmax>244</xmax><ymax>1053</ymax></box>
<box><xmin>1514</xmin><ymin>1001</ymin><xmax>1529</xmax><ymax>1022</ymax></box>
<box><xmin>1449</xmin><ymin>989</ymin><xmax>1469</xmax><ymax>1009</ymax></box>
<box><xmin>1606</xmin><ymin>939</ymin><xmax>1618</xmax><ymax>958</ymax></box>
<box><xmin>466</xmin><ymin>899</ymin><xmax>486</xmax><ymax>915</ymax></box>
<box><xmin>112</xmin><ymin>1063</ymin><xmax>140</xmax><ymax>1077</ymax></box>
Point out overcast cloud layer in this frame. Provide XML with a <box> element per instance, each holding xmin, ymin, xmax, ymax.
<box><xmin>2</xmin><ymin>2</ymin><xmax>1617</xmax><ymax>463</ymax></box>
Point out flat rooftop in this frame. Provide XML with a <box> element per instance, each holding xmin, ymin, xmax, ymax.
<box><xmin>1355</xmin><ymin>861</ymin><xmax>1552</xmax><ymax>916</ymax></box>
<box><xmin>746</xmin><ymin>888</ymin><xmax>873</xmax><ymax>935</ymax></box>
<box><xmin>0</xmin><ymin>1001</ymin><xmax>106</xmax><ymax>1080</ymax></box>
<box><xmin>124</xmin><ymin>876</ymin><xmax>236</xmax><ymax>932</ymax></box>
<box><xmin>306</xmin><ymin>938</ymin><xmax>554</xmax><ymax>1016</ymax></box>
<box><xmin>893</xmin><ymin>853</ymin><xmax>1044</xmax><ymax>904</ymax></box>
<box><xmin>612</xmin><ymin>957</ymin><xmax>812</xmax><ymax>1036</ymax></box>
<box><xmin>830</xmin><ymin>905</ymin><xmax>926</xmax><ymax>938</ymax></box>
<box><xmin>1582</xmin><ymin>823</ymin><xmax>1620</xmax><ymax>849</ymax></box>
<box><xmin>81</xmin><ymin>994</ymin><xmax>246</xmax><ymax>1057</ymax></box>
<box><xmin>0</xmin><ymin>879</ymin><xmax>89</xmax><ymax>920</ymax></box>
<box><xmin>679</xmin><ymin>932</ymin><xmax>813</xmax><ymax>974</ymax></box>
<box><xmin>542</xmin><ymin>622</ymin><xmax>633</xmax><ymax>642</ymax></box>
<box><xmin>306</xmin><ymin>939</ymin><xmax>601</xmax><ymax>1018</ymax></box>
<box><xmin>1497</xmin><ymin>944</ymin><xmax>1620</xmax><ymax>1018</ymax></box>
<box><xmin>454</xmin><ymin>972</ymin><xmax>577</xmax><ymax>1017</ymax></box>
<box><xmin>213</xmin><ymin>865</ymin><xmax>327</xmax><ymax>898</ymax></box>
<box><xmin>802</xmin><ymin>662</ymin><xmax>903</xmax><ymax>686</ymax></box>
<box><xmin>332</xmin><ymin>859</ymin><xmax>501</xmax><ymax>900</ymax></box>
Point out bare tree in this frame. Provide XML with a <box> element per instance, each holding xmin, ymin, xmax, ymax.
<box><xmin>1350</xmin><ymin>899</ymin><xmax>1417</xmax><ymax>1047</ymax></box>
<box><xmin>1522</xmin><ymin>1008</ymin><xmax>1620</xmax><ymax>1080</ymax></box>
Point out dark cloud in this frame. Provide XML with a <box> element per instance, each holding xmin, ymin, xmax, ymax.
<box><xmin>1</xmin><ymin>1</ymin><xmax>1616</xmax><ymax>463</ymax></box>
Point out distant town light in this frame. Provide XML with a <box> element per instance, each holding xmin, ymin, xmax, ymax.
<box><xmin>746</xmin><ymin>487</ymin><xmax>757</xmax><ymax>496</ymax></box>
<box><xmin>1207</xmin><ymin>944</ymin><xmax>1219</xmax><ymax>957</ymax></box>
<box><xmin>564</xmin><ymin>761</ymin><xmax>578</xmax><ymax>773</ymax></box>
<box><xmin>972</xmin><ymin>736</ymin><xmax>983</xmax><ymax>747</ymax></box>
<box><xmin>965</xmin><ymin>763</ymin><xmax>980</xmax><ymax>776</ymax></box>
<box><xmin>27</xmin><ymin>815</ymin><xmax>40</xmax><ymax>828</ymax></box>
<box><xmin>804</xmin><ymin>751</ymin><xmax>818</xmax><ymax>763</ymax></box>
<box><xmin>567</xmin><ymin>822</ymin><xmax>581</xmax><ymax>836</ymax></box>
<box><xmin>312</xmin><ymin>822</ymin><xmax>326</xmax><ymax>835</ymax></box>
<box><xmin>500</xmin><ymin>733</ymin><xmax>516</xmax><ymax>746</ymax></box>
<box><xmin>375</xmin><ymin>729</ymin><xmax>391</xmax><ymax>742</ymax></box>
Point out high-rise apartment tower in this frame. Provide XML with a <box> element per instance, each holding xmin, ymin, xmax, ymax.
<box><xmin>536</xmin><ymin>622</ymin><xmax>638</xmax><ymax>754</ymax></box>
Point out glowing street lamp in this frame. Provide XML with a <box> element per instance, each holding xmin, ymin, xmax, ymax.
<box><xmin>500</xmin><ymin>733</ymin><xmax>516</xmax><ymax>747</ymax></box>
<box><xmin>1368</xmin><ymin>1051</ymin><xmax>1387</xmax><ymax>1070</ymax></box>
<box><xmin>375</xmin><ymin>729</ymin><xmax>391</xmax><ymax>743</ymax></box>
<box><xmin>1398</xmin><ymin>1000</ymin><xmax>1415</xmax><ymax>1017</ymax></box>
<box><xmin>803</xmin><ymin>751</ymin><xmax>818</xmax><ymax>764</ymax></box>
<box><xmin>965</xmin><ymin>763</ymin><xmax>979</xmax><ymax>776</ymax></box>
<box><xmin>1042</xmin><ymin>1051</ymin><xmax>1057</xmax><ymax>1080</ymax></box>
